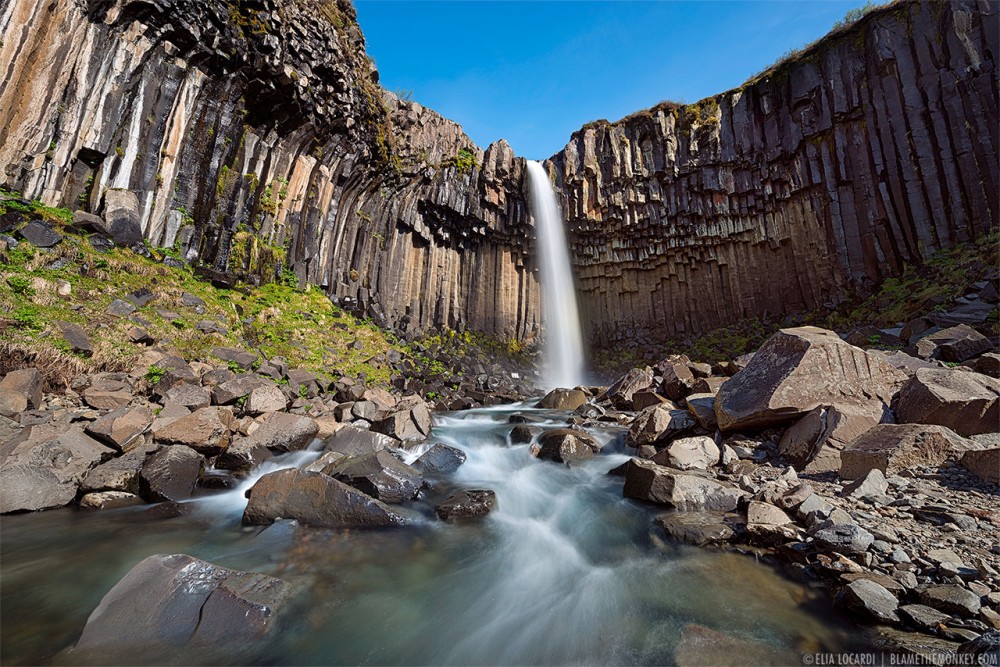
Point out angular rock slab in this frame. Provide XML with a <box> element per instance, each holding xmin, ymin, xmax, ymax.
<box><xmin>601</xmin><ymin>367</ymin><xmax>653</xmax><ymax>409</ymax></box>
<box><xmin>627</xmin><ymin>404</ymin><xmax>695</xmax><ymax>447</ymax></box>
<box><xmin>960</xmin><ymin>447</ymin><xmax>1000</xmax><ymax>484</ymax></box>
<box><xmin>715</xmin><ymin>327</ymin><xmax>905</xmax><ymax>431</ymax></box>
<box><xmin>535</xmin><ymin>428</ymin><xmax>602</xmax><ymax>463</ymax></box>
<box><xmin>243</xmin><ymin>468</ymin><xmax>406</xmax><ymax>528</ymax></box>
<box><xmin>623</xmin><ymin>459</ymin><xmax>743</xmax><ymax>511</ymax></box>
<box><xmin>413</xmin><ymin>443</ymin><xmax>467</xmax><ymax>475</ymax></box>
<box><xmin>653</xmin><ymin>512</ymin><xmax>734</xmax><ymax>546</ymax></box>
<box><xmin>139</xmin><ymin>445</ymin><xmax>203</xmax><ymax>502</ymax></box>
<box><xmin>894</xmin><ymin>368</ymin><xmax>1000</xmax><ymax>436</ymax></box>
<box><xmin>840</xmin><ymin>424</ymin><xmax>969</xmax><ymax>480</ymax></box>
<box><xmin>326</xmin><ymin>450</ymin><xmax>424</xmax><ymax>504</ymax></box>
<box><xmin>0</xmin><ymin>367</ymin><xmax>43</xmax><ymax>417</ymax></box>
<box><xmin>839</xmin><ymin>579</ymin><xmax>899</xmax><ymax>624</ymax></box>
<box><xmin>73</xmin><ymin>554</ymin><xmax>289</xmax><ymax>653</ymax></box>
<box><xmin>85</xmin><ymin>405</ymin><xmax>152</xmax><ymax>452</ymax></box>
<box><xmin>651</xmin><ymin>435</ymin><xmax>719</xmax><ymax>471</ymax></box>
<box><xmin>537</xmin><ymin>388</ymin><xmax>589</xmax><ymax>411</ymax></box>
<box><xmin>216</xmin><ymin>412</ymin><xmax>317</xmax><ymax>473</ymax></box>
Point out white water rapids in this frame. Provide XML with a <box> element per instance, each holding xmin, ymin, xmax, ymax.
<box><xmin>526</xmin><ymin>160</ymin><xmax>586</xmax><ymax>390</ymax></box>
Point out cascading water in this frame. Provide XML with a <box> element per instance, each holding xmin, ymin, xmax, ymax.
<box><xmin>526</xmin><ymin>160</ymin><xmax>585</xmax><ymax>389</ymax></box>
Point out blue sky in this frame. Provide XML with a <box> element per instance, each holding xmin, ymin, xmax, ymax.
<box><xmin>355</xmin><ymin>1</ymin><xmax>870</xmax><ymax>160</ymax></box>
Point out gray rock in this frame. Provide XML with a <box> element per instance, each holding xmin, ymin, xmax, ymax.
<box><xmin>243</xmin><ymin>468</ymin><xmax>405</xmax><ymax>528</ymax></box>
<box><xmin>601</xmin><ymin>367</ymin><xmax>653</xmax><ymax>409</ymax></box>
<box><xmin>72</xmin><ymin>554</ymin><xmax>289</xmax><ymax>651</ymax></box>
<box><xmin>106</xmin><ymin>298</ymin><xmax>137</xmax><ymax>317</ymax></box>
<box><xmin>841</xmin><ymin>468</ymin><xmax>889</xmax><ymax>500</ymax></box>
<box><xmin>536</xmin><ymin>428</ymin><xmax>602</xmax><ymax>463</ymax></box>
<box><xmin>653</xmin><ymin>512</ymin><xmax>734</xmax><ymax>546</ymax></box>
<box><xmin>840</xmin><ymin>424</ymin><xmax>969</xmax><ymax>479</ymax></box>
<box><xmin>840</xmin><ymin>579</ymin><xmax>899</xmax><ymax>624</ymax></box>
<box><xmin>413</xmin><ymin>444</ymin><xmax>466</xmax><ymax>474</ymax></box>
<box><xmin>139</xmin><ymin>445</ymin><xmax>202</xmax><ymax>502</ymax></box>
<box><xmin>627</xmin><ymin>404</ymin><xmax>695</xmax><ymax>447</ymax></box>
<box><xmin>894</xmin><ymin>368</ymin><xmax>1000</xmax><ymax>436</ymax></box>
<box><xmin>17</xmin><ymin>220</ymin><xmax>62</xmax><ymax>247</ymax></box>
<box><xmin>918</xmin><ymin>585</ymin><xmax>982</xmax><ymax>618</ymax></box>
<box><xmin>212</xmin><ymin>376</ymin><xmax>269</xmax><ymax>405</ymax></box>
<box><xmin>960</xmin><ymin>448</ymin><xmax>1000</xmax><ymax>484</ymax></box>
<box><xmin>211</xmin><ymin>347</ymin><xmax>258</xmax><ymax>371</ymax></box>
<box><xmin>623</xmin><ymin>459</ymin><xmax>743</xmax><ymax>511</ymax></box>
<box><xmin>79</xmin><ymin>491</ymin><xmax>144</xmax><ymax>510</ymax></box>
<box><xmin>57</xmin><ymin>321</ymin><xmax>93</xmax><ymax>355</ymax></box>
<box><xmin>154</xmin><ymin>407</ymin><xmax>231</xmax><ymax>455</ymax></box>
<box><xmin>435</xmin><ymin>489</ymin><xmax>497</xmax><ymax>520</ymax></box>
<box><xmin>102</xmin><ymin>189</ymin><xmax>143</xmax><ymax>246</ymax></box>
<box><xmin>163</xmin><ymin>383</ymin><xmax>212</xmax><ymax>410</ymax></box>
<box><xmin>0</xmin><ymin>368</ymin><xmax>43</xmax><ymax>417</ymax></box>
<box><xmin>651</xmin><ymin>435</ymin><xmax>720</xmax><ymax>471</ymax></box>
<box><xmin>684</xmin><ymin>393</ymin><xmax>717</xmax><ymax>430</ymax></box>
<box><xmin>322</xmin><ymin>425</ymin><xmax>394</xmax><ymax>457</ymax></box>
<box><xmin>85</xmin><ymin>405</ymin><xmax>152</xmax><ymax>452</ymax></box>
<box><xmin>245</xmin><ymin>385</ymin><xmax>287</xmax><ymax>415</ymax></box>
<box><xmin>813</xmin><ymin>524</ymin><xmax>875</xmax><ymax>555</ymax></box>
<box><xmin>538</xmin><ymin>388</ymin><xmax>589</xmax><ymax>410</ymax></box>
<box><xmin>324</xmin><ymin>450</ymin><xmax>423</xmax><ymax>503</ymax></box>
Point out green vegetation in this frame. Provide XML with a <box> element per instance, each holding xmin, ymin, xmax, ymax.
<box><xmin>446</xmin><ymin>148</ymin><xmax>479</xmax><ymax>174</ymax></box>
<box><xmin>144</xmin><ymin>365</ymin><xmax>166</xmax><ymax>384</ymax></box>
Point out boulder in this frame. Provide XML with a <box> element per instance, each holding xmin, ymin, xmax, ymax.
<box><xmin>777</xmin><ymin>403</ymin><xmax>882</xmax><ymax>473</ymax></box>
<box><xmin>0</xmin><ymin>368</ymin><xmax>43</xmax><ymax>417</ymax></box>
<box><xmin>631</xmin><ymin>392</ymin><xmax>674</xmax><ymax>411</ymax></box>
<box><xmin>509</xmin><ymin>424</ymin><xmax>537</xmax><ymax>445</ymax></box>
<box><xmin>535</xmin><ymin>428</ymin><xmax>602</xmax><ymax>463</ymax></box>
<box><xmin>715</xmin><ymin>327</ymin><xmax>905</xmax><ymax>431</ymax></box>
<box><xmin>659</xmin><ymin>362</ymin><xmax>695</xmax><ymax>401</ymax></box>
<box><xmin>245</xmin><ymin>385</ymin><xmax>287</xmax><ymax>415</ymax></box>
<box><xmin>684</xmin><ymin>394</ymin><xmax>717</xmax><ymax>430</ymax></box>
<box><xmin>373</xmin><ymin>401</ymin><xmax>432</xmax><ymax>443</ymax></box>
<box><xmin>651</xmin><ymin>436</ymin><xmax>719</xmax><ymax>471</ymax></box>
<box><xmin>322</xmin><ymin>426</ymin><xmax>394</xmax><ymax>457</ymax></box>
<box><xmin>106</xmin><ymin>298</ymin><xmax>136</xmax><ymax>317</ymax></box>
<box><xmin>898</xmin><ymin>604</ymin><xmax>950</xmax><ymax>632</ymax></box>
<box><xmin>840</xmin><ymin>579</ymin><xmax>899</xmax><ymax>624</ymax></box>
<box><xmin>623</xmin><ymin>459</ymin><xmax>743</xmax><ymax>511</ymax></box>
<box><xmin>537</xmin><ymin>388</ymin><xmax>589</xmax><ymax>411</ymax></box>
<box><xmin>813</xmin><ymin>524</ymin><xmax>874</xmax><ymax>555</ymax></box>
<box><xmin>907</xmin><ymin>324</ymin><xmax>992</xmax><ymax>363</ymax></box>
<box><xmin>153</xmin><ymin>407</ymin><xmax>231</xmax><ymax>455</ymax></box>
<box><xmin>435</xmin><ymin>490</ymin><xmax>497</xmax><ymax>520</ymax></box>
<box><xmin>956</xmin><ymin>632</ymin><xmax>1000</xmax><ymax>660</ymax></box>
<box><xmin>324</xmin><ymin>450</ymin><xmax>423</xmax><ymax>503</ymax></box>
<box><xmin>845</xmin><ymin>326</ymin><xmax>904</xmax><ymax>350</ymax></box>
<box><xmin>139</xmin><ymin>445</ymin><xmax>202</xmax><ymax>502</ymax></box>
<box><xmin>18</xmin><ymin>220</ymin><xmax>62</xmax><ymax>247</ymax></box>
<box><xmin>210</xmin><ymin>347</ymin><xmax>258</xmax><ymax>371</ymax></box>
<box><xmin>969</xmin><ymin>352</ymin><xmax>1000</xmax><ymax>378</ymax></box>
<box><xmin>602</xmin><ymin>367</ymin><xmax>653</xmax><ymax>409</ymax></box>
<box><xmin>58</xmin><ymin>321</ymin><xmax>94</xmax><ymax>356</ymax></box>
<box><xmin>212</xmin><ymin>376</ymin><xmax>268</xmax><ymax>405</ymax></box>
<box><xmin>918</xmin><ymin>585</ymin><xmax>981</xmax><ymax>618</ymax></box>
<box><xmin>216</xmin><ymin>412</ymin><xmax>317</xmax><ymax>472</ymax></box>
<box><xmin>840</xmin><ymin>468</ymin><xmax>889</xmax><ymax>500</ymax></box>
<box><xmin>894</xmin><ymin>368</ymin><xmax>1000</xmax><ymax>436</ymax></box>
<box><xmin>81</xmin><ymin>375</ymin><xmax>133</xmax><ymax>410</ymax></box>
<box><xmin>653</xmin><ymin>512</ymin><xmax>734</xmax><ymax>546</ymax></box>
<box><xmin>1</xmin><ymin>425</ymin><xmax>114</xmax><ymax>512</ymax></box>
<box><xmin>692</xmin><ymin>377</ymin><xmax>727</xmax><ymax>394</ymax></box>
<box><xmin>626</xmin><ymin>404</ymin><xmax>695</xmax><ymax>447</ymax></box>
<box><xmin>81</xmin><ymin>442</ymin><xmax>157</xmax><ymax>494</ymax></box>
<box><xmin>243</xmin><ymin>468</ymin><xmax>405</xmax><ymax>528</ymax></box>
<box><xmin>162</xmin><ymin>383</ymin><xmax>211</xmax><ymax>410</ymax></box>
<box><xmin>413</xmin><ymin>444</ymin><xmax>467</xmax><ymax>475</ymax></box>
<box><xmin>85</xmin><ymin>405</ymin><xmax>152</xmax><ymax>452</ymax></box>
<box><xmin>101</xmin><ymin>189</ymin><xmax>143</xmax><ymax>246</ymax></box>
<box><xmin>960</xmin><ymin>448</ymin><xmax>1000</xmax><ymax>484</ymax></box>
<box><xmin>839</xmin><ymin>424</ymin><xmax>969</xmax><ymax>480</ymax></box>
<box><xmin>73</xmin><ymin>554</ymin><xmax>289</xmax><ymax>652</ymax></box>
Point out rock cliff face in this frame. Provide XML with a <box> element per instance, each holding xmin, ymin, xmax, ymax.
<box><xmin>550</xmin><ymin>0</ymin><xmax>998</xmax><ymax>346</ymax></box>
<box><xmin>0</xmin><ymin>0</ymin><xmax>538</xmax><ymax>339</ymax></box>
<box><xmin>1</xmin><ymin>0</ymin><xmax>996</xmax><ymax>348</ymax></box>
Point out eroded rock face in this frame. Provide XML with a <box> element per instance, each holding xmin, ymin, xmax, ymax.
<box><xmin>893</xmin><ymin>368</ymin><xmax>1000</xmax><ymax>436</ymax></box>
<box><xmin>715</xmin><ymin>327</ymin><xmax>905</xmax><ymax>432</ymax></box>
<box><xmin>839</xmin><ymin>424</ymin><xmax>970</xmax><ymax>480</ymax></box>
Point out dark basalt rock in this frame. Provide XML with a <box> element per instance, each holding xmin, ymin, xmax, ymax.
<box><xmin>413</xmin><ymin>444</ymin><xmax>467</xmax><ymax>475</ymax></box>
<box><xmin>435</xmin><ymin>489</ymin><xmax>497</xmax><ymax>520</ymax></box>
<box><xmin>139</xmin><ymin>445</ymin><xmax>203</xmax><ymax>502</ymax></box>
<box><xmin>325</xmin><ymin>450</ymin><xmax>424</xmax><ymax>504</ymax></box>
<box><xmin>17</xmin><ymin>220</ymin><xmax>61</xmax><ymax>247</ymax></box>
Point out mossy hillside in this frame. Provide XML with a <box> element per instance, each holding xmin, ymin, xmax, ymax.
<box><xmin>0</xmin><ymin>200</ymin><xmax>407</xmax><ymax>388</ymax></box>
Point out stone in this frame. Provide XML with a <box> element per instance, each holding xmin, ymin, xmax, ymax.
<box><xmin>684</xmin><ymin>393</ymin><xmax>717</xmax><ymax>430</ymax></box>
<box><xmin>918</xmin><ymin>585</ymin><xmax>982</xmax><ymax>618</ymax></box>
<box><xmin>536</xmin><ymin>428</ymin><xmax>602</xmax><ymax>463</ymax></box>
<box><xmin>72</xmin><ymin>554</ymin><xmax>289</xmax><ymax>651</ymax></box>
<box><xmin>81</xmin><ymin>375</ymin><xmax>133</xmax><ymax>410</ymax></box>
<box><xmin>509</xmin><ymin>424</ymin><xmax>537</xmax><ymax>444</ymax></box>
<box><xmin>81</xmin><ymin>442</ymin><xmax>157</xmax><ymax>494</ymax></box>
<box><xmin>537</xmin><ymin>388</ymin><xmax>588</xmax><ymax>411</ymax></box>
<box><xmin>840</xmin><ymin>424</ymin><xmax>969</xmax><ymax>479</ymax></box>
<box><xmin>243</xmin><ymin>468</ymin><xmax>405</xmax><ymax>528</ymax></box>
<box><xmin>602</xmin><ymin>367</ymin><xmax>653</xmax><ymax>409</ymax></box>
<box><xmin>322</xmin><ymin>426</ymin><xmax>394</xmax><ymax>457</ymax></box>
<box><xmin>79</xmin><ymin>491</ymin><xmax>144</xmax><ymax>510</ymax></box>
<box><xmin>969</xmin><ymin>353</ymin><xmax>1000</xmax><ymax>378</ymax></box>
<box><xmin>102</xmin><ymin>189</ymin><xmax>143</xmax><ymax>246</ymax></box>
<box><xmin>907</xmin><ymin>325</ymin><xmax>992</xmax><ymax>363</ymax></box>
<box><xmin>956</xmin><ymin>632</ymin><xmax>1000</xmax><ymax>660</ymax></box>
<box><xmin>894</xmin><ymin>368</ymin><xmax>1000</xmax><ymax>436</ymax></box>
<box><xmin>57</xmin><ymin>321</ymin><xmax>93</xmax><ymax>355</ymax></box>
<box><xmin>216</xmin><ymin>412</ymin><xmax>317</xmax><ymax>472</ymax></box>
<box><xmin>325</xmin><ymin>450</ymin><xmax>423</xmax><ymax>503</ymax></box>
<box><xmin>69</xmin><ymin>210</ymin><xmax>107</xmax><ymax>235</ymax></box>
<box><xmin>651</xmin><ymin>436</ymin><xmax>720</xmax><ymax>471</ymax></box>
<box><xmin>673</xmin><ymin>623</ymin><xmax>795</xmax><ymax>666</ymax></box>
<box><xmin>653</xmin><ymin>512</ymin><xmax>734</xmax><ymax>546</ymax></box>
<box><xmin>127</xmin><ymin>326</ymin><xmax>153</xmax><ymax>344</ymax></box>
<box><xmin>631</xmin><ymin>391</ymin><xmax>674</xmax><ymax>411</ymax></box>
<box><xmin>841</xmin><ymin>468</ymin><xmax>889</xmax><ymax>500</ymax></box>
<box><xmin>623</xmin><ymin>459</ymin><xmax>743</xmax><ymax>511</ymax></box>
<box><xmin>778</xmin><ymin>404</ymin><xmax>881</xmax><ymax>473</ymax></box>
<box><xmin>85</xmin><ymin>405</ymin><xmax>152</xmax><ymax>452</ymax></box>
<box><xmin>106</xmin><ymin>298</ymin><xmax>137</xmax><ymax>316</ymax></box>
<box><xmin>715</xmin><ymin>327</ymin><xmax>905</xmax><ymax>431</ymax></box>
<box><xmin>692</xmin><ymin>377</ymin><xmax>728</xmax><ymax>395</ymax></box>
<box><xmin>245</xmin><ymin>385</ymin><xmax>287</xmax><ymax>415</ymax></box>
<box><xmin>436</xmin><ymin>489</ymin><xmax>497</xmax><ymax>520</ymax></box>
<box><xmin>627</xmin><ymin>404</ymin><xmax>695</xmax><ymax>447</ymax></box>
<box><xmin>1</xmin><ymin>425</ymin><xmax>114</xmax><ymax>512</ymax></box>
<box><xmin>139</xmin><ymin>445</ymin><xmax>202</xmax><ymax>502</ymax></box>
<box><xmin>845</xmin><ymin>326</ymin><xmax>904</xmax><ymax>350</ymax></box>
<box><xmin>659</xmin><ymin>361</ymin><xmax>696</xmax><ymax>401</ymax></box>
<box><xmin>812</xmin><ymin>524</ymin><xmax>875</xmax><ymax>555</ymax></box>
<box><xmin>163</xmin><ymin>383</ymin><xmax>211</xmax><ymax>410</ymax></box>
<box><xmin>840</xmin><ymin>579</ymin><xmax>899</xmax><ymax>624</ymax></box>
<box><xmin>211</xmin><ymin>347</ymin><xmax>258</xmax><ymax>371</ymax></box>
<box><xmin>746</xmin><ymin>500</ymin><xmax>792</xmax><ymax>526</ymax></box>
<box><xmin>212</xmin><ymin>376</ymin><xmax>269</xmax><ymax>405</ymax></box>
<box><xmin>899</xmin><ymin>604</ymin><xmax>951</xmax><ymax>631</ymax></box>
<box><xmin>154</xmin><ymin>407</ymin><xmax>231</xmax><ymax>455</ymax></box>
<box><xmin>925</xmin><ymin>548</ymin><xmax>965</xmax><ymax>566</ymax></box>
<box><xmin>0</xmin><ymin>368</ymin><xmax>43</xmax><ymax>417</ymax></box>
<box><xmin>17</xmin><ymin>220</ymin><xmax>62</xmax><ymax>247</ymax></box>
<box><xmin>372</xmin><ymin>401</ymin><xmax>432</xmax><ymax>443</ymax></box>
<box><xmin>960</xmin><ymin>448</ymin><xmax>1000</xmax><ymax>484</ymax></box>
<box><xmin>413</xmin><ymin>444</ymin><xmax>466</xmax><ymax>474</ymax></box>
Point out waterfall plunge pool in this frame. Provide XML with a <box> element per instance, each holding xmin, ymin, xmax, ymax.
<box><xmin>0</xmin><ymin>404</ymin><xmax>863</xmax><ymax>665</ymax></box>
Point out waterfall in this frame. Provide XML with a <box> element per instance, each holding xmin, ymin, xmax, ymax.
<box><xmin>526</xmin><ymin>160</ymin><xmax>585</xmax><ymax>389</ymax></box>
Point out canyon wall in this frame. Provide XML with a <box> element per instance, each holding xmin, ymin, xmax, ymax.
<box><xmin>1</xmin><ymin>0</ymin><xmax>997</xmax><ymax>349</ymax></box>
<box><xmin>0</xmin><ymin>0</ymin><xmax>538</xmax><ymax>339</ymax></box>
<box><xmin>551</xmin><ymin>0</ymin><xmax>998</xmax><ymax>346</ymax></box>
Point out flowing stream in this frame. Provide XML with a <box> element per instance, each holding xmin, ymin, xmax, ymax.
<box><xmin>0</xmin><ymin>405</ymin><xmax>857</xmax><ymax>666</ymax></box>
<box><xmin>526</xmin><ymin>160</ymin><xmax>586</xmax><ymax>389</ymax></box>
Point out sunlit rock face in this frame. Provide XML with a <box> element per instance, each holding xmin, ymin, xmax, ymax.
<box><xmin>1</xmin><ymin>0</ymin><xmax>995</xmax><ymax>347</ymax></box>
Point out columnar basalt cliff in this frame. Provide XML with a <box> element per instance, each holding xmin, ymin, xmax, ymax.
<box><xmin>0</xmin><ymin>0</ymin><xmax>538</xmax><ymax>339</ymax></box>
<box><xmin>550</xmin><ymin>0</ymin><xmax>998</xmax><ymax>346</ymax></box>
<box><xmin>1</xmin><ymin>0</ymin><xmax>996</xmax><ymax>349</ymax></box>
